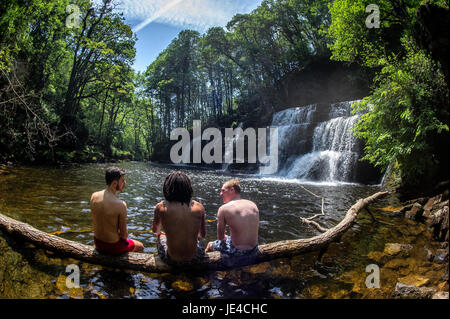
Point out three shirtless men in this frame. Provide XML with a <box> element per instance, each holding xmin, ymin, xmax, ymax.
<box><xmin>90</xmin><ymin>167</ymin><xmax>259</xmax><ymax>263</ymax></box>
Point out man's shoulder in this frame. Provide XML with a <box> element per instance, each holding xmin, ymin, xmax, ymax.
<box><xmin>155</xmin><ymin>201</ymin><xmax>166</xmax><ymax>211</ymax></box>
<box><xmin>91</xmin><ymin>189</ymin><xmax>103</xmax><ymax>198</ymax></box>
<box><xmin>220</xmin><ymin>199</ymin><xmax>258</xmax><ymax>213</ymax></box>
<box><xmin>191</xmin><ymin>200</ymin><xmax>205</xmax><ymax>214</ymax></box>
<box><xmin>218</xmin><ymin>202</ymin><xmax>232</xmax><ymax>214</ymax></box>
<box><xmin>242</xmin><ymin>199</ymin><xmax>256</xmax><ymax>206</ymax></box>
<box><xmin>237</xmin><ymin>199</ymin><xmax>258</xmax><ymax>208</ymax></box>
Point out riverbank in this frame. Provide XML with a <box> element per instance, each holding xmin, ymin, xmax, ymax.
<box><xmin>369</xmin><ymin>185</ymin><xmax>449</xmax><ymax>299</ymax></box>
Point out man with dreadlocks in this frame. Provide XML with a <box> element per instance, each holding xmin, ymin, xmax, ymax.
<box><xmin>152</xmin><ymin>171</ymin><xmax>207</xmax><ymax>263</ymax></box>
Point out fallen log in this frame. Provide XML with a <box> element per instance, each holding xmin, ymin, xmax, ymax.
<box><xmin>0</xmin><ymin>191</ymin><xmax>389</xmax><ymax>273</ymax></box>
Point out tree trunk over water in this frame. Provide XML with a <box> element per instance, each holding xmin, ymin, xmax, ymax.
<box><xmin>0</xmin><ymin>191</ymin><xmax>389</xmax><ymax>273</ymax></box>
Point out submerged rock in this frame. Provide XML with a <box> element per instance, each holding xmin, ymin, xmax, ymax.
<box><xmin>433</xmin><ymin>248</ymin><xmax>449</xmax><ymax>264</ymax></box>
<box><xmin>171</xmin><ymin>279</ymin><xmax>194</xmax><ymax>292</ymax></box>
<box><xmin>441</xmin><ymin>265</ymin><xmax>448</xmax><ymax>281</ymax></box>
<box><xmin>437</xmin><ymin>281</ymin><xmax>448</xmax><ymax>292</ymax></box>
<box><xmin>384</xmin><ymin>243</ymin><xmax>413</xmax><ymax>257</ymax></box>
<box><xmin>425</xmin><ymin>247</ymin><xmax>435</xmax><ymax>261</ymax></box>
<box><xmin>247</xmin><ymin>262</ymin><xmax>271</xmax><ymax>274</ymax></box>
<box><xmin>432</xmin><ymin>291</ymin><xmax>449</xmax><ymax>299</ymax></box>
<box><xmin>397</xmin><ymin>274</ymin><xmax>430</xmax><ymax>287</ymax></box>
<box><xmin>383</xmin><ymin>258</ymin><xmax>410</xmax><ymax>269</ymax></box>
<box><xmin>405</xmin><ymin>203</ymin><xmax>424</xmax><ymax>221</ymax></box>
<box><xmin>391</xmin><ymin>282</ymin><xmax>436</xmax><ymax>299</ymax></box>
<box><xmin>367</xmin><ymin>243</ymin><xmax>414</xmax><ymax>264</ymax></box>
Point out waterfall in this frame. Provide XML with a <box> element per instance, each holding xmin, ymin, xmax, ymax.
<box><xmin>222</xmin><ymin>122</ymin><xmax>244</xmax><ymax>171</ymax></box>
<box><xmin>269</xmin><ymin>101</ymin><xmax>374</xmax><ymax>183</ymax></box>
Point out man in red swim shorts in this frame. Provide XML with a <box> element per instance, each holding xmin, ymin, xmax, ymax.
<box><xmin>90</xmin><ymin>166</ymin><xmax>144</xmax><ymax>255</ymax></box>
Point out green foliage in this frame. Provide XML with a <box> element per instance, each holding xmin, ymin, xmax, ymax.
<box><xmin>352</xmin><ymin>38</ymin><xmax>449</xmax><ymax>184</ymax></box>
<box><xmin>327</xmin><ymin>0</ymin><xmax>424</xmax><ymax>66</ymax></box>
<box><xmin>328</xmin><ymin>0</ymin><xmax>450</xmax><ymax>186</ymax></box>
<box><xmin>327</xmin><ymin>0</ymin><xmax>449</xmax><ymax>67</ymax></box>
<box><xmin>1</xmin><ymin>0</ymin><xmax>148</xmax><ymax>162</ymax></box>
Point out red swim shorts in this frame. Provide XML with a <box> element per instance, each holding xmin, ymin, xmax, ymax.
<box><xmin>94</xmin><ymin>237</ymin><xmax>135</xmax><ymax>255</ymax></box>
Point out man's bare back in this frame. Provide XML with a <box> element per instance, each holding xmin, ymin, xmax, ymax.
<box><xmin>90</xmin><ymin>167</ymin><xmax>143</xmax><ymax>254</ymax></box>
<box><xmin>218</xmin><ymin>199</ymin><xmax>259</xmax><ymax>250</ymax></box>
<box><xmin>152</xmin><ymin>200</ymin><xmax>206</xmax><ymax>262</ymax></box>
<box><xmin>206</xmin><ymin>179</ymin><xmax>259</xmax><ymax>253</ymax></box>
<box><xmin>90</xmin><ymin>189</ymin><xmax>127</xmax><ymax>243</ymax></box>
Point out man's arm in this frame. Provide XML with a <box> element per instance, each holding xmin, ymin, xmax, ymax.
<box><xmin>152</xmin><ymin>203</ymin><xmax>162</xmax><ymax>236</ymax></box>
<box><xmin>216</xmin><ymin>207</ymin><xmax>226</xmax><ymax>241</ymax></box>
<box><xmin>118</xmin><ymin>201</ymin><xmax>128</xmax><ymax>240</ymax></box>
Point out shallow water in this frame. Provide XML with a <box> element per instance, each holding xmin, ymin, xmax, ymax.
<box><xmin>0</xmin><ymin>162</ymin><xmax>445</xmax><ymax>298</ymax></box>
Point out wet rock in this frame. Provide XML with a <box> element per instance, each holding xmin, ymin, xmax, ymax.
<box><xmin>384</xmin><ymin>258</ymin><xmax>410</xmax><ymax>269</ymax></box>
<box><xmin>384</xmin><ymin>243</ymin><xmax>413</xmax><ymax>258</ymax></box>
<box><xmin>433</xmin><ymin>248</ymin><xmax>449</xmax><ymax>264</ymax></box>
<box><xmin>391</xmin><ymin>282</ymin><xmax>436</xmax><ymax>299</ymax></box>
<box><xmin>424</xmin><ymin>195</ymin><xmax>442</xmax><ymax>212</ymax></box>
<box><xmin>425</xmin><ymin>201</ymin><xmax>449</xmax><ymax>242</ymax></box>
<box><xmin>397</xmin><ymin>274</ymin><xmax>430</xmax><ymax>287</ymax></box>
<box><xmin>171</xmin><ymin>280</ymin><xmax>194</xmax><ymax>292</ymax></box>
<box><xmin>248</xmin><ymin>262</ymin><xmax>271</xmax><ymax>274</ymax></box>
<box><xmin>330</xmin><ymin>289</ymin><xmax>350</xmax><ymax>299</ymax></box>
<box><xmin>437</xmin><ymin>281</ymin><xmax>448</xmax><ymax>292</ymax></box>
<box><xmin>432</xmin><ymin>291</ymin><xmax>449</xmax><ymax>299</ymax></box>
<box><xmin>272</xmin><ymin>263</ymin><xmax>294</xmax><ymax>278</ymax></box>
<box><xmin>405</xmin><ymin>203</ymin><xmax>424</xmax><ymax>221</ymax></box>
<box><xmin>441</xmin><ymin>266</ymin><xmax>448</xmax><ymax>281</ymax></box>
<box><xmin>367</xmin><ymin>243</ymin><xmax>414</xmax><ymax>264</ymax></box>
<box><xmin>405</xmin><ymin>197</ymin><xmax>428</xmax><ymax>207</ymax></box>
<box><xmin>367</xmin><ymin>251</ymin><xmax>385</xmax><ymax>263</ymax></box>
<box><xmin>424</xmin><ymin>247</ymin><xmax>434</xmax><ymax>261</ymax></box>
<box><xmin>306</xmin><ymin>285</ymin><xmax>326</xmax><ymax>298</ymax></box>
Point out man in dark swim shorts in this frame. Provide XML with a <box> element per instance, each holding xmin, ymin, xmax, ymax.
<box><xmin>208</xmin><ymin>236</ymin><xmax>258</xmax><ymax>257</ymax></box>
<box><xmin>90</xmin><ymin>166</ymin><xmax>144</xmax><ymax>255</ymax></box>
<box><xmin>157</xmin><ymin>233</ymin><xmax>206</xmax><ymax>265</ymax></box>
<box><xmin>205</xmin><ymin>179</ymin><xmax>259</xmax><ymax>257</ymax></box>
<box><xmin>152</xmin><ymin>171</ymin><xmax>207</xmax><ymax>264</ymax></box>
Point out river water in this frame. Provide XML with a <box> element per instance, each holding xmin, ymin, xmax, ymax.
<box><xmin>0</xmin><ymin>162</ymin><xmax>444</xmax><ymax>298</ymax></box>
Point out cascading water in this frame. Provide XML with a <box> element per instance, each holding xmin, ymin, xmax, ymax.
<box><xmin>222</xmin><ymin>122</ymin><xmax>244</xmax><ymax>171</ymax></box>
<box><xmin>268</xmin><ymin>101</ymin><xmax>379</xmax><ymax>183</ymax></box>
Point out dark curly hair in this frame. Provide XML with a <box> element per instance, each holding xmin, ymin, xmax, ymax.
<box><xmin>105</xmin><ymin>166</ymin><xmax>125</xmax><ymax>185</ymax></box>
<box><xmin>163</xmin><ymin>171</ymin><xmax>193</xmax><ymax>205</ymax></box>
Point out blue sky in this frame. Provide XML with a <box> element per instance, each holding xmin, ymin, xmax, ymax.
<box><xmin>116</xmin><ymin>0</ymin><xmax>263</xmax><ymax>73</ymax></box>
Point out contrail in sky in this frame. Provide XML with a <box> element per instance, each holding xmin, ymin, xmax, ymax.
<box><xmin>132</xmin><ymin>0</ymin><xmax>184</xmax><ymax>33</ymax></box>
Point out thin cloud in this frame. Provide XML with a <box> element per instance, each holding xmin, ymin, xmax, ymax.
<box><xmin>118</xmin><ymin>0</ymin><xmax>261</xmax><ymax>33</ymax></box>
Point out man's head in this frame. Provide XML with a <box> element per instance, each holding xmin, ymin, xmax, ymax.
<box><xmin>220</xmin><ymin>179</ymin><xmax>241</xmax><ymax>203</ymax></box>
<box><xmin>163</xmin><ymin>171</ymin><xmax>193</xmax><ymax>205</ymax></box>
<box><xmin>105</xmin><ymin>166</ymin><xmax>126</xmax><ymax>193</ymax></box>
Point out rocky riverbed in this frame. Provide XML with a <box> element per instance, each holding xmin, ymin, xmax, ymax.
<box><xmin>379</xmin><ymin>188</ymin><xmax>449</xmax><ymax>299</ymax></box>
